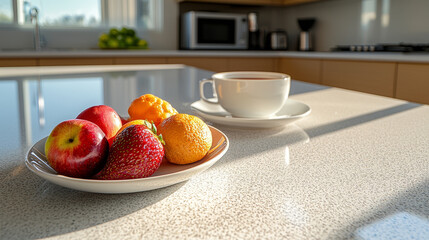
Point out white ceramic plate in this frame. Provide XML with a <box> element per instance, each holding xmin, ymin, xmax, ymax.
<box><xmin>191</xmin><ymin>99</ymin><xmax>311</xmax><ymax>128</ymax></box>
<box><xmin>25</xmin><ymin>126</ymin><xmax>229</xmax><ymax>194</ymax></box>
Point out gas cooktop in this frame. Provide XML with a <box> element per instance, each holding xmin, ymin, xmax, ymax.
<box><xmin>332</xmin><ymin>43</ymin><xmax>429</xmax><ymax>53</ymax></box>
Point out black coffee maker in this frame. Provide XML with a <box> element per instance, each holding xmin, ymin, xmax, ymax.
<box><xmin>297</xmin><ymin>18</ymin><xmax>316</xmax><ymax>51</ymax></box>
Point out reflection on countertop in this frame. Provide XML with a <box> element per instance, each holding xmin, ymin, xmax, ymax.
<box><xmin>0</xmin><ymin>64</ymin><xmax>212</xmax><ymax>152</ymax></box>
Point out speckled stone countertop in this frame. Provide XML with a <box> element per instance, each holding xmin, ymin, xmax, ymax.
<box><xmin>1</xmin><ymin>65</ymin><xmax>428</xmax><ymax>239</ymax></box>
<box><xmin>2</xmin><ymin>49</ymin><xmax>429</xmax><ymax>63</ymax></box>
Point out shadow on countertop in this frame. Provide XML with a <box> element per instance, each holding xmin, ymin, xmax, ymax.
<box><xmin>210</xmin><ymin>101</ymin><xmax>421</xmax><ymax>167</ymax></box>
<box><xmin>0</xmin><ymin>162</ymin><xmax>185</xmax><ymax>240</ymax></box>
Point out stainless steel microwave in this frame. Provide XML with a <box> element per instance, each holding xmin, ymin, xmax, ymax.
<box><xmin>181</xmin><ymin>11</ymin><xmax>248</xmax><ymax>50</ymax></box>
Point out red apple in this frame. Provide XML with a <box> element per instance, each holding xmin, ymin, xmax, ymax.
<box><xmin>45</xmin><ymin>119</ymin><xmax>109</xmax><ymax>178</ymax></box>
<box><xmin>76</xmin><ymin>105</ymin><xmax>122</xmax><ymax>146</ymax></box>
<box><xmin>120</xmin><ymin>116</ymin><xmax>129</xmax><ymax>125</ymax></box>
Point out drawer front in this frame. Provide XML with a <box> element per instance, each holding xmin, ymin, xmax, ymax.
<box><xmin>396</xmin><ymin>63</ymin><xmax>429</xmax><ymax>105</ymax></box>
<box><xmin>279</xmin><ymin>58</ymin><xmax>321</xmax><ymax>84</ymax></box>
<box><xmin>322</xmin><ymin>60</ymin><xmax>396</xmax><ymax>97</ymax></box>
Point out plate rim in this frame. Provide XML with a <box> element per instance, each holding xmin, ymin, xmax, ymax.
<box><xmin>25</xmin><ymin>125</ymin><xmax>229</xmax><ymax>192</ymax></box>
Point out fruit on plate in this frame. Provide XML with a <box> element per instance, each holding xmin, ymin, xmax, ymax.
<box><xmin>45</xmin><ymin>119</ymin><xmax>109</xmax><ymax>178</ymax></box>
<box><xmin>76</xmin><ymin>105</ymin><xmax>122</xmax><ymax>146</ymax></box>
<box><xmin>158</xmin><ymin>114</ymin><xmax>212</xmax><ymax>165</ymax></box>
<box><xmin>116</xmin><ymin>119</ymin><xmax>148</xmax><ymax>136</ymax></box>
<box><xmin>94</xmin><ymin>121</ymin><xmax>165</xmax><ymax>180</ymax></box>
<box><xmin>128</xmin><ymin>94</ymin><xmax>178</xmax><ymax>126</ymax></box>
<box><xmin>120</xmin><ymin>116</ymin><xmax>129</xmax><ymax>125</ymax></box>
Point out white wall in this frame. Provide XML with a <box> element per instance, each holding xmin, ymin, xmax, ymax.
<box><xmin>282</xmin><ymin>0</ymin><xmax>429</xmax><ymax>51</ymax></box>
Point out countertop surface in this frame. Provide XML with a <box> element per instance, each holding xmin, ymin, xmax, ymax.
<box><xmin>1</xmin><ymin>65</ymin><xmax>429</xmax><ymax>239</ymax></box>
<box><xmin>2</xmin><ymin>49</ymin><xmax>429</xmax><ymax>62</ymax></box>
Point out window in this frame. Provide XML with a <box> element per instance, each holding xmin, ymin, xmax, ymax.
<box><xmin>104</xmin><ymin>0</ymin><xmax>162</xmax><ymax>30</ymax></box>
<box><xmin>0</xmin><ymin>0</ymin><xmax>13</xmax><ymax>23</ymax></box>
<box><xmin>18</xmin><ymin>0</ymin><xmax>102</xmax><ymax>26</ymax></box>
<box><xmin>1</xmin><ymin>0</ymin><xmax>161</xmax><ymax>29</ymax></box>
<box><xmin>0</xmin><ymin>0</ymin><xmax>165</xmax><ymax>50</ymax></box>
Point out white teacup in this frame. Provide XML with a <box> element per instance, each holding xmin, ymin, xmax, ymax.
<box><xmin>199</xmin><ymin>71</ymin><xmax>291</xmax><ymax>118</ymax></box>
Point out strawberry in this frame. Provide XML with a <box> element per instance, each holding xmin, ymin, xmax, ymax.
<box><xmin>94</xmin><ymin>121</ymin><xmax>164</xmax><ymax>180</ymax></box>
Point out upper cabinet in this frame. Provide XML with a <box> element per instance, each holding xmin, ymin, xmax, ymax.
<box><xmin>177</xmin><ymin>0</ymin><xmax>320</xmax><ymax>6</ymax></box>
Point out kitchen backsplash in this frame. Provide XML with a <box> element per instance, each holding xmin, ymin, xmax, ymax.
<box><xmin>1</xmin><ymin>0</ymin><xmax>428</xmax><ymax>51</ymax></box>
<box><xmin>281</xmin><ymin>0</ymin><xmax>429</xmax><ymax>51</ymax></box>
<box><xmin>180</xmin><ymin>0</ymin><xmax>429</xmax><ymax>52</ymax></box>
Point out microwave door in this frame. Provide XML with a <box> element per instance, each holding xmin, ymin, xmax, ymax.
<box><xmin>182</xmin><ymin>11</ymin><xmax>248</xmax><ymax>50</ymax></box>
<box><xmin>197</xmin><ymin>18</ymin><xmax>236</xmax><ymax>48</ymax></box>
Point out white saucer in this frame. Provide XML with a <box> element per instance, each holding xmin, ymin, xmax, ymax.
<box><xmin>191</xmin><ymin>99</ymin><xmax>311</xmax><ymax>128</ymax></box>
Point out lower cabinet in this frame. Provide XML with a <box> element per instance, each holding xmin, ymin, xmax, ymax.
<box><xmin>321</xmin><ymin>60</ymin><xmax>396</xmax><ymax>97</ymax></box>
<box><xmin>0</xmin><ymin>58</ymin><xmax>38</xmax><ymax>67</ymax></box>
<box><xmin>166</xmin><ymin>57</ymin><xmax>277</xmax><ymax>72</ymax></box>
<box><xmin>167</xmin><ymin>57</ymin><xmax>229</xmax><ymax>72</ymax></box>
<box><xmin>227</xmin><ymin>57</ymin><xmax>278</xmax><ymax>71</ymax></box>
<box><xmin>282</xmin><ymin>0</ymin><xmax>320</xmax><ymax>5</ymax></box>
<box><xmin>38</xmin><ymin>58</ymin><xmax>114</xmax><ymax>66</ymax></box>
<box><xmin>279</xmin><ymin>57</ymin><xmax>321</xmax><ymax>84</ymax></box>
<box><xmin>396</xmin><ymin>63</ymin><xmax>429</xmax><ymax>105</ymax></box>
<box><xmin>114</xmin><ymin>57</ymin><xmax>167</xmax><ymax>65</ymax></box>
<box><xmin>1</xmin><ymin>55</ymin><xmax>428</xmax><ymax>105</ymax></box>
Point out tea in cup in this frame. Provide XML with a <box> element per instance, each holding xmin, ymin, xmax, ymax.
<box><xmin>199</xmin><ymin>71</ymin><xmax>291</xmax><ymax>118</ymax></box>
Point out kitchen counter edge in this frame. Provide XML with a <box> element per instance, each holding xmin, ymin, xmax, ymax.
<box><xmin>2</xmin><ymin>50</ymin><xmax>429</xmax><ymax>63</ymax></box>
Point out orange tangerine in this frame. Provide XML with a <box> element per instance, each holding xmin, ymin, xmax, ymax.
<box><xmin>116</xmin><ymin>119</ymin><xmax>147</xmax><ymax>136</ymax></box>
<box><xmin>128</xmin><ymin>94</ymin><xmax>178</xmax><ymax>126</ymax></box>
<box><xmin>158</xmin><ymin>114</ymin><xmax>212</xmax><ymax>165</ymax></box>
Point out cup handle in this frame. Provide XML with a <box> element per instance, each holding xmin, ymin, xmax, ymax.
<box><xmin>199</xmin><ymin>79</ymin><xmax>218</xmax><ymax>104</ymax></box>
